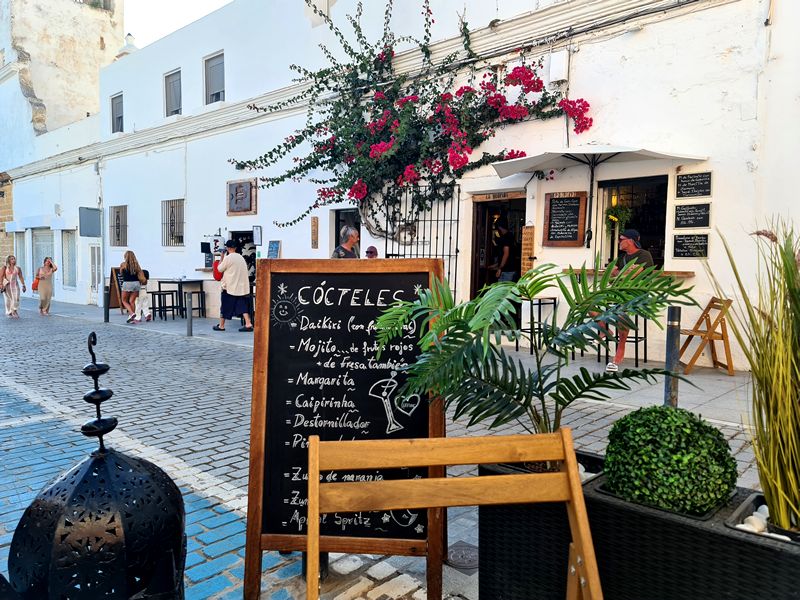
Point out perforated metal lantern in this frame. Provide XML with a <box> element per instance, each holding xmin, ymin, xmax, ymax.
<box><xmin>4</xmin><ymin>333</ymin><xmax>186</xmax><ymax>599</ymax></box>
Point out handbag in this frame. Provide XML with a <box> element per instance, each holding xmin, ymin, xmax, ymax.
<box><xmin>212</xmin><ymin>259</ymin><xmax>223</xmax><ymax>282</ymax></box>
<box><xmin>32</xmin><ymin>276</ymin><xmax>40</xmax><ymax>291</ymax></box>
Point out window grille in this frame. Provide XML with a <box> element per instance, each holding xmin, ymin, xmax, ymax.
<box><xmin>161</xmin><ymin>199</ymin><xmax>185</xmax><ymax>246</ymax></box>
<box><xmin>111</xmin><ymin>93</ymin><xmax>124</xmax><ymax>133</ymax></box>
<box><xmin>14</xmin><ymin>232</ymin><xmax>27</xmax><ymax>280</ymax></box>
<box><xmin>109</xmin><ymin>205</ymin><xmax>127</xmax><ymax>246</ymax></box>
<box><xmin>62</xmin><ymin>230</ymin><xmax>77</xmax><ymax>287</ymax></box>
<box><xmin>165</xmin><ymin>70</ymin><xmax>182</xmax><ymax>116</ymax></box>
<box><xmin>205</xmin><ymin>53</ymin><xmax>225</xmax><ymax>104</ymax></box>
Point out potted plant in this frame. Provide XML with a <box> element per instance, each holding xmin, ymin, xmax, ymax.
<box><xmin>581</xmin><ymin>404</ymin><xmax>800</xmax><ymax>599</ymax></box>
<box><xmin>376</xmin><ymin>258</ymin><xmax>695</xmax><ymax>598</ymax></box>
<box><xmin>712</xmin><ymin>224</ymin><xmax>800</xmax><ymax>536</ymax></box>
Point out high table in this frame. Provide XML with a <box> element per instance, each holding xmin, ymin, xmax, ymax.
<box><xmin>156</xmin><ymin>278</ymin><xmax>206</xmax><ymax>318</ymax></box>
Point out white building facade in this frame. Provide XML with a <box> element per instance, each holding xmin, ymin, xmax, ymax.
<box><xmin>3</xmin><ymin>0</ymin><xmax>799</xmax><ymax>366</ymax></box>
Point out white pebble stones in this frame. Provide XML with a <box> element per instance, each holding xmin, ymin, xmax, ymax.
<box><xmin>735</xmin><ymin>502</ymin><xmax>792</xmax><ymax>541</ymax></box>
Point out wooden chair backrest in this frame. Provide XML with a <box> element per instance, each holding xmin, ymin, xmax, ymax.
<box><xmin>306</xmin><ymin>429</ymin><xmax>602</xmax><ymax>600</ymax></box>
<box><xmin>693</xmin><ymin>296</ymin><xmax>732</xmax><ymax>332</ymax></box>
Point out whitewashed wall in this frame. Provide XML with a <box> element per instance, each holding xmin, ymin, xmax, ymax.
<box><xmin>8</xmin><ymin>0</ymin><xmax>800</xmax><ymax>369</ymax></box>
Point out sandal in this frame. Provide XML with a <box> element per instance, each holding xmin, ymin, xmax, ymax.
<box><xmin>239</xmin><ymin>326</ymin><xmax>254</xmax><ymax>332</ymax></box>
<box><xmin>213</xmin><ymin>325</ymin><xmax>225</xmax><ymax>331</ymax></box>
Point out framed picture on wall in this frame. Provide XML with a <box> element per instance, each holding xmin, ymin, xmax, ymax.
<box><xmin>226</xmin><ymin>179</ymin><xmax>257</xmax><ymax>215</ymax></box>
<box><xmin>267</xmin><ymin>240</ymin><xmax>281</xmax><ymax>259</ymax></box>
<box><xmin>252</xmin><ymin>225</ymin><xmax>263</xmax><ymax>246</ymax></box>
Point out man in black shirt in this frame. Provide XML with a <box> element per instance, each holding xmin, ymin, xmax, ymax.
<box><xmin>491</xmin><ymin>217</ymin><xmax>519</xmax><ymax>282</ymax></box>
<box><xmin>606</xmin><ymin>229</ymin><xmax>654</xmax><ymax>372</ymax></box>
<box><xmin>331</xmin><ymin>225</ymin><xmax>360</xmax><ymax>259</ymax></box>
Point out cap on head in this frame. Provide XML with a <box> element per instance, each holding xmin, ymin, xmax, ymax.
<box><xmin>224</xmin><ymin>239</ymin><xmax>237</xmax><ymax>248</ymax></box>
<box><xmin>621</xmin><ymin>229</ymin><xmax>642</xmax><ymax>249</ymax></box>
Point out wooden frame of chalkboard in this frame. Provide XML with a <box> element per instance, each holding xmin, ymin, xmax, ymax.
<box><xmin>676</xmin><ymin>172</ymin><xmax>712</xmax><ymax>198</ymax></box>
<box><xmin>674</xmin><ymin>203</ymin><xmax>711</xmax><ymax>229</ymax></box>
<box><xmin>244</xmin><ymin>258</ymin><xmax>446</xmax><ymax>600</ymax></box>
<box><xmin>542</xmin><ymin>191</ymin><xmax>587</xmax><ymax>247</ymax></box>
<box><xmin>673</xmin><ymin>234</ymin><xmax>709</xmax><ymax>259</ymax></box>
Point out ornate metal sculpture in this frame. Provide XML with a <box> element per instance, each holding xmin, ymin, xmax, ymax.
<box><xmin>1</xmin><ymin>333</ymin><xmax>186</xmax><ymax>599</ymax></box>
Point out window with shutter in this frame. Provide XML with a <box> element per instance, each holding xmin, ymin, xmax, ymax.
<box><xmin>111</xmin><ymin>93</ymin><xmax>124</xmax><ymax>133</ymax></box>
<box><xmin>161</xmin><ymin>199</ymin><xmax>185</xmax><ymax>246</ymax></box>
<box><xmin>109</xmin><ymin>205</ymin><xmax>128</xmax><ymax>246</ymax></box>
<box><xmin>165</xmin><ymin>70</ymin><xmax>182</xmax><ymax>116</ymax></box>
<box><xmin>205</xmin><ymin>53</ymin><xmax>225</xmax><ymax>104</ymax></box>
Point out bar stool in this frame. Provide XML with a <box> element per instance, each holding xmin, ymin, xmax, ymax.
<box><xmin>518</xmin><ymin>297</ymin><xmax>558</xmax><ymax>354</ymax></box>
<box><xmin>149</xmin><ymin>290</ymin><xmax>178</xmax><ymax>320</ymax></box>
<box><xmin>183</xmin><ymin>290</ymin><xmax>206</xmax><ymax>318</ymax></box>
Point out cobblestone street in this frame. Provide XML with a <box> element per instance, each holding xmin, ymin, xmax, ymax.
<box><xmin>0</xmin><ymin>301</ymin><xmax>759</xmax><ymax>599</ymax></box>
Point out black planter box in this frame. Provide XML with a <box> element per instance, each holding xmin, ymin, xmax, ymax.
<box><xmin>478</xmin><ymin>453</ymin><xmax>604</xmax><ymax>600</ymax></box>
<box><xmin>480</xmin><ymin>472</ymin><xmax>800</xmax><ymax>600</ymax></box>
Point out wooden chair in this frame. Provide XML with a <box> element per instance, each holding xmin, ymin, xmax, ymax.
<box><xmin>306</xmin><ymin>429</ymin><xmax>602</xmax><ymax>600</ymax></box>
<box><xmin>679</xmin><ymin>296</ymin><xmax>734</xmax><ymax>375</ymax></box>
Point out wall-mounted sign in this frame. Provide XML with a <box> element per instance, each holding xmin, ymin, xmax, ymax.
<box><xmin>252</xmin><ymin>225</ymin><xmax>263</xmax><ymax>246</ymax></box>
<box><xmin>266</xmin><ymin>240</ymin><xmax>281</xmax><ymax>259</ymax></box>
<box><xmin>673</xmin><ymin>234</ymin><xmax>709</xmax><ymax>258</ymax></box>
<box><xmin>674</xmin><ymin>203</ymin><xmax>711</xmax><ymax>229</ymax></box>
<box><xmin>542</xmin><ymin>192</ymin><xmax>587</xmax><ymax>247</ymax></box>
<box><xmin>227</xmin><ymin>179</ymin><xmax>258</xmax><ymax>215</ymax></box>
<box><xmin>676</xmin><ymin>172</ymin><xmax>711</xmax><ymax>198</ymax></box>
<box><xmin>310</xmin><ymin>216</ymin><xmax>319</xmax><ymax>249</ymax></box>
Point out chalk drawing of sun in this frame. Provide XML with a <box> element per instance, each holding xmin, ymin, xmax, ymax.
<box><xmin>271</xmin><ymin>285</ymin><xmax>302</xmax><ymax>329</ymax></box>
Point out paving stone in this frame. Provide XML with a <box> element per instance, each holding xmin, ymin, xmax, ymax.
<box><xmin>366</xmin><ymin>574</ymin><xmax>420</xmax><ymax>599</ymax></box>
<box><xmin>331</xmin><ymin>554</ymin><xmax>364</xmax><ymax>575</ymax></box>
<box><xmin>366</xmin><ymin>561</ymin><xmax>397</xmax><ymax>581</ymax></box>
<box><xmin>332</xmin><ymin>576</ymin><xmax>374</xmax><ymax>600</ymax></box>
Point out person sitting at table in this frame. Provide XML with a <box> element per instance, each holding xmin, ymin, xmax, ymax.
<box><xmin>604</xmin><ymin>228</ymin><xmax>654</xmax><ymax>373</ymax></box>
<box><xmin>213</xmin><ymin>240</ymin><xmax>254</xmax><ymax>332</ymax></box>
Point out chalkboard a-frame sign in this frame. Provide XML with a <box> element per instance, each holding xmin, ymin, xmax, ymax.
<box><xmin>244</xmin><ymin>258</ymin><xmax>445</xmax><ymax>600</ymax></box>
<box><xmin>542</xmin><ymin>191</ymin><xmax>587</xmax><ymax>247</ymax></box>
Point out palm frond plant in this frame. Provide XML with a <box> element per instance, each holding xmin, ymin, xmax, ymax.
<box><xmin>376</xmin><ymin>258</ymin><xmax>696</xmax><ymax>435</ymax></box>
<box><xmin>711</xmin><ymin>223</ymin><xmax>800</xmax><ymax>532</ymax></box>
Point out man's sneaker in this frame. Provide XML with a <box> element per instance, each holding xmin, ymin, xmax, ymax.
<box><xmin>605</xmin><ymin>362</ymin><xmax>619</xmax><ymax>373</ymax></box>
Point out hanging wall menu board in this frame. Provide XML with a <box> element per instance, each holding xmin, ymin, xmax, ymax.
<box><xmin>542</xmin><ymin>192</ymin><xmax>587</xmax><ymax>247</ymax></box>
<box><xmin>676</xmin><ymin>172</ymin><xmax>711</xmax><ymax>198</ymax></box>
<box><xmin>673</xmin><ymin>234</ymin><xmax>709</xmax><ymax>258</ymax></box>
<box><xmin>244</xmin><ymin>258</ymin><xmax>445</xmax><ymax>600</ymax></box>
<box><xmin>674</xmin><ymin>203</ymin><xmax>711</xmax><ymax>229</ymax></box>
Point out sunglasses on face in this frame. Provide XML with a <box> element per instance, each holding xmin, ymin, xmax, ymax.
<box><xmin>366</xmin><ymin>251</ymin><xmax>377</xmax><ymax>256</ymax></box>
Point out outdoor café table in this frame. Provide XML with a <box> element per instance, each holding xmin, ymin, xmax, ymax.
<box><xmin>156</xmin><ymin>278</ymin><xmax>206</xmax><ymax>318</ymax></box>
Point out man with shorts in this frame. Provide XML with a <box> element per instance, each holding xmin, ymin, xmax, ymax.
<box><xmin>214</xmin><ymin>239</ymin><xmax>254</xmax><ymax>332</ymax></box>
<box><xmin>605</xmin><ymin>228</ymin><xmax>654</xmax><ymax>372</ymax></box>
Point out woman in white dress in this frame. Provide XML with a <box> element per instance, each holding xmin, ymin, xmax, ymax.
<box><xmin>1</xmin><ymin>255</ymin><xmax>26</xmax><ymax>318</ymax></box>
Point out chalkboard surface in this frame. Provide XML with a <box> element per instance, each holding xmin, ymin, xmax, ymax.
<box><xmin>260</xmin><ymin>265</ymin><xmax>436</xmax><ymax>540</ymax></box>
<box><xmin>673</xmin><ymin>234</ymin><xmax>709</xmax><ymax>258</ymax></box>
<box><xmin>675</xmin><ymin>203</ymin><xmax>710</xmax><ymax>229</ymax></box>
<box><xmin>543</xmin><ymin>192</ymin><xmax>587</xmax><ymax>247</ymax></box>
<box><xmin>676</xmin><ymin>172</ymin><xmax>711</xmax><ymax>198</ymax></box>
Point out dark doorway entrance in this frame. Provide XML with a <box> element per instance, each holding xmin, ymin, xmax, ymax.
<box><xmin>599</xmin><ymin>175</ymin><xmax>668</xmax><ymax>267</ymax></box>
<box><xmin>471</xmin><ymin>196</ymin><xmax>526</xmax><ymax>298</ymax></box>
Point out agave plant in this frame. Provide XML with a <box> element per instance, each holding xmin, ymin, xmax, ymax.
<box><xmin>376</xmin><ymin>258</ymin><xmax>695</xmax><ymax>434</ymax></box>
<box><xmin>712</xmin><ymin>223</ymin><xmax>800</xmax><ymax>532</ymax></box>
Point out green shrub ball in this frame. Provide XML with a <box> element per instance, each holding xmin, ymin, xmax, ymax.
<box><xmin>605</xmin><ymin>406</ymin><xmax>738</xmax><ymax>516</ymax></box>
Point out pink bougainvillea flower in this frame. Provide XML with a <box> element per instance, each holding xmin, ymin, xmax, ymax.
<box><xmin>348</xmin><ymin>179</ymin><xmax>368</xmax><ymax>200</ymax></box>
<box><xmin>558</xmin><ymin>98</ymin><xmax>593</xmax><ymax>133</ymax></box>
<box><xmin>499</xmin><ymin>104</ymin><xmax>529</xmax><ymax>121</ymax></box>
<box><xmin>455</xmin><ymin>85</ymin><xmax>476</xmax><ymax>97</ymax></box>
<box><xmin>440</xmin><ymin>92</ymin><xmax>453</xmax><ymax>103</ymax></box>
<box><xmin>504</xmin><ymin>149</ymin><xmax>527</xmax><ymax>160</ymax></box>
<box><xmin>396</xmin><ymin>94</ymin><xmax>419</xmax><ymax>108</ymax></box>
<box><xmin>365</xmin><ymin>109</ymin><xmax>392</xmax><ymax>135</ymax></box>
<box><xmin>402</xmin><ymin>164</ymin><xmax>420</xmax><ymax>185</ymax></box>
<box><xmin>373</xmin><ymin>91</ymin><xmax>387</xmax><ymax>101</ymax></box>
<box><xmin>504</xmin><ymin>65</ymin><xmax>544</xmax><ymax>94</ymax></box>
<box><xmin>369</xmin><ymin>136</ymin><xmax>396</xmax><ymax>159</ymax></box>
<box><xmin>486</xmin><ymin>93</ymin><xmax>507</xmax><ymax>110</ymax></box>
<box><xmin>390</xmin><ymin>119</ymin><xmax>401</xmax><ymax>133</ymax></box>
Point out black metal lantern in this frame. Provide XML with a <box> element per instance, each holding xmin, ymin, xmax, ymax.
<box><xmin>1</xmin><ymin>333</ymin><xmax>186</xmax><ymax>599</ymax></box>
